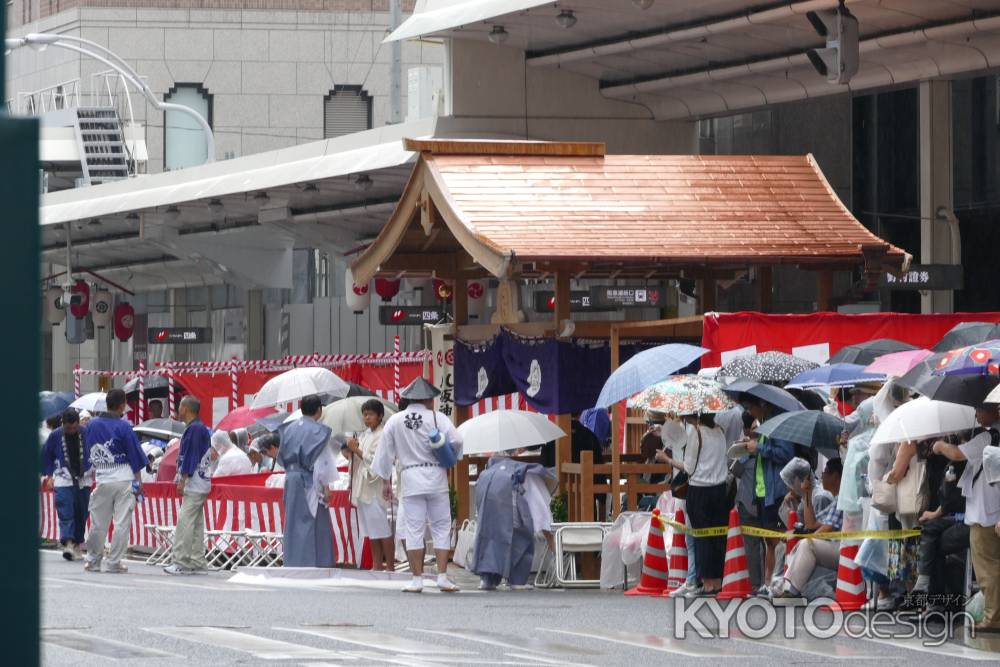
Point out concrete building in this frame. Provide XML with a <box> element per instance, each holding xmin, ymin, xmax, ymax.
<box><xmin>15</xmin><ymin>0</ymin><xmax>1000</xmax><ymax>393</ymax></box>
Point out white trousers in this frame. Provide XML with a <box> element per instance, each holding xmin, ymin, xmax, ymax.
<box><xmin>784</xmin><ymin>538</ymin><xmax>840</xmax><ymax>593</ymax></box>
<box><xmin>400</xmin><ymin>492</ymin><xmax>451</xmax><ymax>551</ymax></box>
<box><xmin>84</xmin><ymin>480</ymin><xmax>135</xmax><ymax>566</ymax></box>
<box><xmin>356</xmin><ymin>500</ymin><xmax>392</xmax><ymax>540</ymax></box>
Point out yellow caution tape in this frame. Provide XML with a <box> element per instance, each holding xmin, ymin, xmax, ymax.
<box><xmin>662</xmin><ymin>518</ymin><xmax>920</xmax><ymax>541</ymax></box>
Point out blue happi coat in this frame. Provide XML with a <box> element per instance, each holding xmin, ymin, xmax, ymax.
<box><xmin>472</xmin><ymin>458</ymin><xmax>550</xmax><ymax>586</ymax></box>
<box><xmin>277</xmin><ymin>417</ymin><xmax>335</xmax><ymax>567</ymax></box>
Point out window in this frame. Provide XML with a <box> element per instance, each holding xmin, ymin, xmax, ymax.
<box><xmin>314</xmin><ymin>250</ymin><xmax>330</xmax><ymax>298</ymax></box>
<box><xmin>164</xmin><ymin>84</ymin><xmax>212</xmax><ymax>171</ymax></box>
<box><xmin>324</xmin><ymin>85</ymin><xmax>372</xmax><ymax>138</ymax></box>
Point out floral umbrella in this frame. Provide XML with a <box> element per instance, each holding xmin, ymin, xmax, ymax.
<box><xmin>627</xmin><ymin>375</ymin><xmax>735</xmax><ymax>415</ymax></box>
<box><xmin>932</xmin><ymin>339</ymin><xmax>1000</xmax><ymax>376</ymax></box>
<box><xmin>718</xmin><ymin>351</ymin><xmax>818</xmax><ymax>384</ymax></box>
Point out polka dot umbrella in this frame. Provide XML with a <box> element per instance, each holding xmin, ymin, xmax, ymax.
<box><xmin>718</xmin><ymin>351</ymin><xmax>818</xmax><ymax>385</ymax></box>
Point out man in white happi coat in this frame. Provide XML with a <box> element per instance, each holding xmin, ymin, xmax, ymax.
<box><xmin>372</xmin><ymin>377</ymin><xmax>462</xmax><ymax>593</ymax></box>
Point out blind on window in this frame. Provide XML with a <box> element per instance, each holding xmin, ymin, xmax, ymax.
<box><xmin>324</xmin><ymin>90</ymin><xmax>371</xmax><ymax>138</ymax></box>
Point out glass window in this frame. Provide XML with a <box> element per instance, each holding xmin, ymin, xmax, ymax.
<box><xmin>324</xmin><ymin>86</ymin><xmax>373</xmax><ymax>138</ymax></box>
<box><xmin>164</xmin><ymin>84</ymin><xmax>212</xmax><ymax>171</ymax></box>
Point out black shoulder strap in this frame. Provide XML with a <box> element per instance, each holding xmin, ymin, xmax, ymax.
<box><xmin>972</xmin><ymin>427</ymin><xmax>999</xmax><ymax>486</ymax></box>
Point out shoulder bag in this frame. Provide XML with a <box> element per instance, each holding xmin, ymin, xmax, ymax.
<box><xmin>670</xmin><ymin>426</ymin><xmax>702</xmax><ymax>500</ymax></box>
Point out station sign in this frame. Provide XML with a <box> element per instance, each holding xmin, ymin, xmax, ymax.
<box><xmin>147</xmin><ymin>327</ymin><xmax>213</xmax><ymax>344</ymax></box>
<box><xmin>532</xmin><ymin>290</ymin><xmax>613</xmax><ymax>312</ymax></box>
<box><xmin>378</xmin><ymin>306</ymin><xmax>447</xmax><ymax>326</ymax></box>
<box><xmin>588</xmin><ymin>286</ymin><xmax>665</xmax><ymax>308</ymax></box>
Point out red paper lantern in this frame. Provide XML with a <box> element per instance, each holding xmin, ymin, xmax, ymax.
<box><xmin>375</xmin><ymin>278</ymin><xmax>401</xmax><ymax>302</ymax></box>
<box><xmin>70</xmin><ymin>279</ymin><xmax>90</xmax><ymax>319</ymax></box>
<box><xmin>113</xmin><ymin>302</ymin><xmax>135</xmax><ymax>342</ymax></box>
<box><xmin>433</xmin><ymin>278</ymin><xmax>453</xmax><ymax>302</ymax></box>
<box><xmin>467</xmin><ymin>281</ymin><xmax>485</xmax><ymax>300</ymax></box>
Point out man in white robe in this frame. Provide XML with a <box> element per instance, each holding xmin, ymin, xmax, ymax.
<box><xmin>372</xmin><ymin>378</ymin><xmax>462</xmax><ymax>593</ymax></box>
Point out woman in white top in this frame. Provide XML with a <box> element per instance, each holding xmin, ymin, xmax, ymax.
<box><xmin>680</xmin><ymin>413</ymin><xmax>730</xmax><ymax>596</ymax></box>
<box><xmin>344</xmin><ymin>399</ymin><xmax>394</xmax><ymax>571</ymax></box>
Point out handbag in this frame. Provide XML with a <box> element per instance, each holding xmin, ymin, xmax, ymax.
<box><xmin>670</xmin><ymin>426</ymin><xmax>702</xmax><ymax>500</ymax></box>
<box><xmin>896</xmin><ymin>458</ymin><xmax>928</xmax><ymax>516</ymax></box>
<box><xmin>870</xmin><ymin>471</ymin><xmax>897</xmax><ymax>514</ymax></box>
<box><xmin>453</xmin><ymin>518</ymin><xmax>477</xmax><ymax>569</ymax></box>
<box><xmin>428</xmin><ymin>411</ymin><xmax>459</xmax><ymax>469</ymax></box>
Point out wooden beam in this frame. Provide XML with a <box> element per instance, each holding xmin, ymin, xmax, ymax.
<box><xmin>817</xmin><ymin>269</ymin><xmax>833</xmax><ymax>312</ymax></box>
<box><xmin>758</xmin><ymin>266</ymin><xmax>773</xmax><ymax>313</ymax></box>
<box><xmin>404</xmin><ymin>137</ymin><xmax>606</xmax><ymax>157</ymax></box>
<box><xmin>380</xmin><ymin>253</ymin><xmax>457</xmax><ymax>275</ymax></box>
<box><xmin>554</xmin><ymin>269</ymin><xmax>573</xmax><ymax>487</ymax></box>
<box><xmin>610</xmin><ymin>325</ymin><xmax>621</xmax><ymax>518</ymax></box>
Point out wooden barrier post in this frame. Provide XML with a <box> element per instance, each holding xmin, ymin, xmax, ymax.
<box><xmin>579</xmin><ymin>450</ymin><xmax>594</xmax><ymax>522</ymax></box>
<box><xmin>451</xmin><ymin>276</ymin><xmax>471</xmax><ymax>527</ymax></box>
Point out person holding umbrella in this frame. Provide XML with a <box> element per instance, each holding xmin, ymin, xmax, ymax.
<box><xmin>931</xmin><ymin>403</ymin><xmax>1000</xmax><ymax>633</ymax></box>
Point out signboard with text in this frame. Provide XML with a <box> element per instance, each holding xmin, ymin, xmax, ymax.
<box><xmin>532</xmin><ymin>290</ymin><xmax>614</xmax><ymax>312</ymax></box>
<box><xmin>378</xmin><ymin>306</ymin><xmax>446</xmax><ymax>326</ymax></box>
<box><xmin>147</xmin><ymin>327</ymin><xmax>213</xmax><ymax>344</ymax></box>
<box><xmin>589</xmin><ymin>286</ymin><xmax>665</xmax><ymax>308</ymax></box>
<box><xmin>882</xmin><ymin>264</ymin><xmax>964</xmax><ymax>291</ymax></box>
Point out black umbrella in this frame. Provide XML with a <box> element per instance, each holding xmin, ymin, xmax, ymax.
<box><xmin>347</xmin><ymin>383</ymin><xmax>376</xmax><ymax>397</ymax></box>
<box><xmin>829</xmin><ymin>339</ymin><xmax>918</xmax><ymax>366</ymax></box>
<box><xmin>723</xmin><ymin>379</ymin><xmax>806</xmax><ymax>413</ymax></box>
<box><xmin>122</xmin><ymin>374</ymin><xmax>171</xmax><ymax>399</ymax></box>
<box><xmin>898</xmin><ymin>353</ymin><xmax>1000</xmax><ymax>407</ymax></box>
<box><xmin>933</xmin><ymin>322</ymin><xmax>1000</xmax><ymax>353</ymax></box>
<box><xmin>718</xmin><ymin>351</ymin><xmax>818</xmax><ymax>384</ymax></box>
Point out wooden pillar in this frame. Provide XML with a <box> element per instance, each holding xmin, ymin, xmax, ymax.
<box><xmin>579</xmin><ymin>450</ymin><xmax>594</xmax><ymax>522</ymax></box>
<box><xmin>451</xmin><ymin>276</ymin><xmax>470</xmax><ymax>526</ymax></box>
<box><xmin>701</xmin><ymin>276</ymin><xmax>717</xmax><ymax>313</ymax></box>
<box><xmin>554</xmin><ymin>269</ymin><xmax>573</xmax><ymax>487</ymax></box>
<box><xmin>816</xmin><ymin>269</ymin><xmax>833</xmax><ymax>312</ymax></box>
<box><xmin>758</xmin><ymin>266</ymin><xmax>773</xmax><ymax>313</ymax></box>
<box><xmin>610</xmin><ymin>325</ymin><xmax>622</xmax><ymax>518</ymax></box>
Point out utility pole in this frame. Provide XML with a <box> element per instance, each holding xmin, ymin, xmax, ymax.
<box><xmin>389</xmin><ymin>0</ymin><xmax>403</xmax><ymax>124</ymax></box>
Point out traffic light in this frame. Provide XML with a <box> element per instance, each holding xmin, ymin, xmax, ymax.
<box><xmin>806</xmin><ymin>5</ymin><xmax>859</xmax><ymax>85</ymax></box>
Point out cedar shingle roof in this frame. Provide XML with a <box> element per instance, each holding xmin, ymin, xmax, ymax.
<box><xmin>350</xmin><ymin>140</ymin><xmax>908</xmax><ymax>283</ymax></box>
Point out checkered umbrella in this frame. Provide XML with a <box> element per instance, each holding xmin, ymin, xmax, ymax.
<box><xmin>754</xmin><ymin>409</ymin><xmax>843</xmax><ymax>459</ymax></box>
<box><xmin>594</xmin><ymin>343</ymin><xmax>708</xmax><ymax>408</ymax></box>
<box><xmin>829</xmin><ymin>339</ymin><xmax>918</xmax><ymax>366</ymax></box>
<box><xmin>718</xmin><ymin>351</ymin><xmax>818</xmax><ymax>384</ymax></box>
<box><xmin>627</xmin><ymin>375</ymin><xmax>735</xmax><ymax>415</ymax></box>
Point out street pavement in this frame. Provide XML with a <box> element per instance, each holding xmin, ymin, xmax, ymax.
<box><xmin>41</xmin><ymin>548</ymin><xmax>999</xmax><ymax>666</ymax></box>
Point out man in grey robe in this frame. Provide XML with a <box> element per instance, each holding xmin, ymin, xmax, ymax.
<box><xmin>472</xmin><ymin>452</ymin><xmax>554</xmax><ymax>590</ymax></box>
<box><xmin>277</xmin><ymin>394</ymin><xmax>336</xmax><ymax>567</ymax></box>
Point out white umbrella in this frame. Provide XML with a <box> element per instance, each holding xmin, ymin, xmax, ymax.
<box><xmin>458</xmin><ymin>410</ymin><xmax>566</xmax><ymax>456</ymax></box>
<box><xmin>870</xmin><ymin>396</ymin><xmax>977</xmax><ymax>446</ymax></box>
<box><xmin>283</xmin><ymin>395</ymin><xmax>398</xmax><ymax>435</ymax></box>
<box><xmin>70</xmin><ymin>392</ymin><xmax>107</xmax><ymax>413</ymax></box>
<box><xmin>251</xmin><ymin>367</ymin><xmax>350</xmax><ymax>408</ymax></box>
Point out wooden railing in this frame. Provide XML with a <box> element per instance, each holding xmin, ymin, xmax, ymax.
<box><xmin>561</xmin><ymin>450</ymin><xmax>672</xmax><ymax>522</ymax></box>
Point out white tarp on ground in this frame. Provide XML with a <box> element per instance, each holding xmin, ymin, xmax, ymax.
<box><xmin>228</xmin><ymin>567</ymin><xmax>475</xmax><ymax>593</ymax></box>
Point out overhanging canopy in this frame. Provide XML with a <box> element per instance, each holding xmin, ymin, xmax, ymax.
<box><xmin>350</xmin><ymin>138</ymin><xmax>909</xmax><ymax>284</ymax></box>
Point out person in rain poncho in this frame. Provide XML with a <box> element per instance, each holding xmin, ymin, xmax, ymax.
<box><xmin>277</xmin><ymin>394</ymin><xmax>339</xmax><ymax>567</ymax></box>
<box><xmin>212</xmin><ymin>430</ymin><xmax>253</xmax><ymax>478</ymax></box>
<box><xmin>472</xmin><ymin>448</ymin><xmax>554</xmax><ymax>590</ymax></box>
<box><xmin>372</xmin><ymin>378</ymin><xmax>463</xmax><ymax>593</ymax></box>
<box><xmin>344</xmin><ymin>399</ymin><xmax>394</xmax><ymax>571</ymax></box>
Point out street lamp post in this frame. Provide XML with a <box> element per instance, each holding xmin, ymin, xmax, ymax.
<box><xmin>5</xmin><ymin>32</ymin><xmax>215</xmax><ymax>165</ymax></box>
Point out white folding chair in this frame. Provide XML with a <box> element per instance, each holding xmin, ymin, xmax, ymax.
<box><xmin>150</xmin><ymin>526</ymin><xmax>175</xmax><ymax>566</ymax></box>
<box><xmin>143</xmin><ymin>524</ymin><xmax>165</xmax><ymax>565</ymax></box>
<box><xmin>553</xmin><ymin>522</ymin><xmax>610</xmax><ymax>588</ymax></box>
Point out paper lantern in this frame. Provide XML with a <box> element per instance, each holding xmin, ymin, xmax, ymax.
<box><xmin>92</xmin><ymin>289</ymin><xmax>113</xmax><ymax>328</ymax></box>
<box><xmin>345</xmin><ymin>268</ymin><xmax>371</xmax><ymax>313</ymax></box>
<box><xmin>70</xmin><ymin>279</ymin><xmax>90</xmax><ymax>319</ymax></box>
<box><xmin>467</xmin><ymin>280</ymin><xmax>489</xmax><ymax>321</ymax></box>
<box><xmin>375</xmin><ymin>278</ymin><xmax>401</xmax><ymax>302</ymax></box>
<box><xmin>113</xmin><ymin>302</ymin><xmax>135</xmax><ymax>342</ymax></box>
<box><xmin>45</xmin><ymin>286</ymin><xmax>65</xmax><ymax>325</ymax></box>
<box><xmin>433</xmin><ymin>278</ymin><xmax>453</xmax><ymax>302</ymax></box>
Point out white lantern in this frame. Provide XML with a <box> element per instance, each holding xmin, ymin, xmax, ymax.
<box><xmin>92</xmin><ymin>289</ymin><xmax>113</xmax><ymax>328</ymax></box>
<box><xmin>45</xmin><ymin>286</ymin><xmax>65</xmax><ymax>325</ymax></box>
<box><xmin>345</xmin><ymin>268</ymin><xmax>371</xmax><ymax>313</ymax></box>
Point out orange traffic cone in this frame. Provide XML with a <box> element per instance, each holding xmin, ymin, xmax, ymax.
<box><xmin>717</xmin><ymin>508</ymin><xmax>752</xmax><ymax>600</ymax></box>
<box><xmin>625</xmin><ymin>509</ymin><xmax>669</xmax><ymax>597</ymax></box>
<box><xmin>663</xmin><ymin>508</ymin><xmax>689</xmax><ymax>595</ymax></box>
<box><xmin>828</xmin><ymin>542</ymin><xmax>867</xmax><ymax>611</ymax></box>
